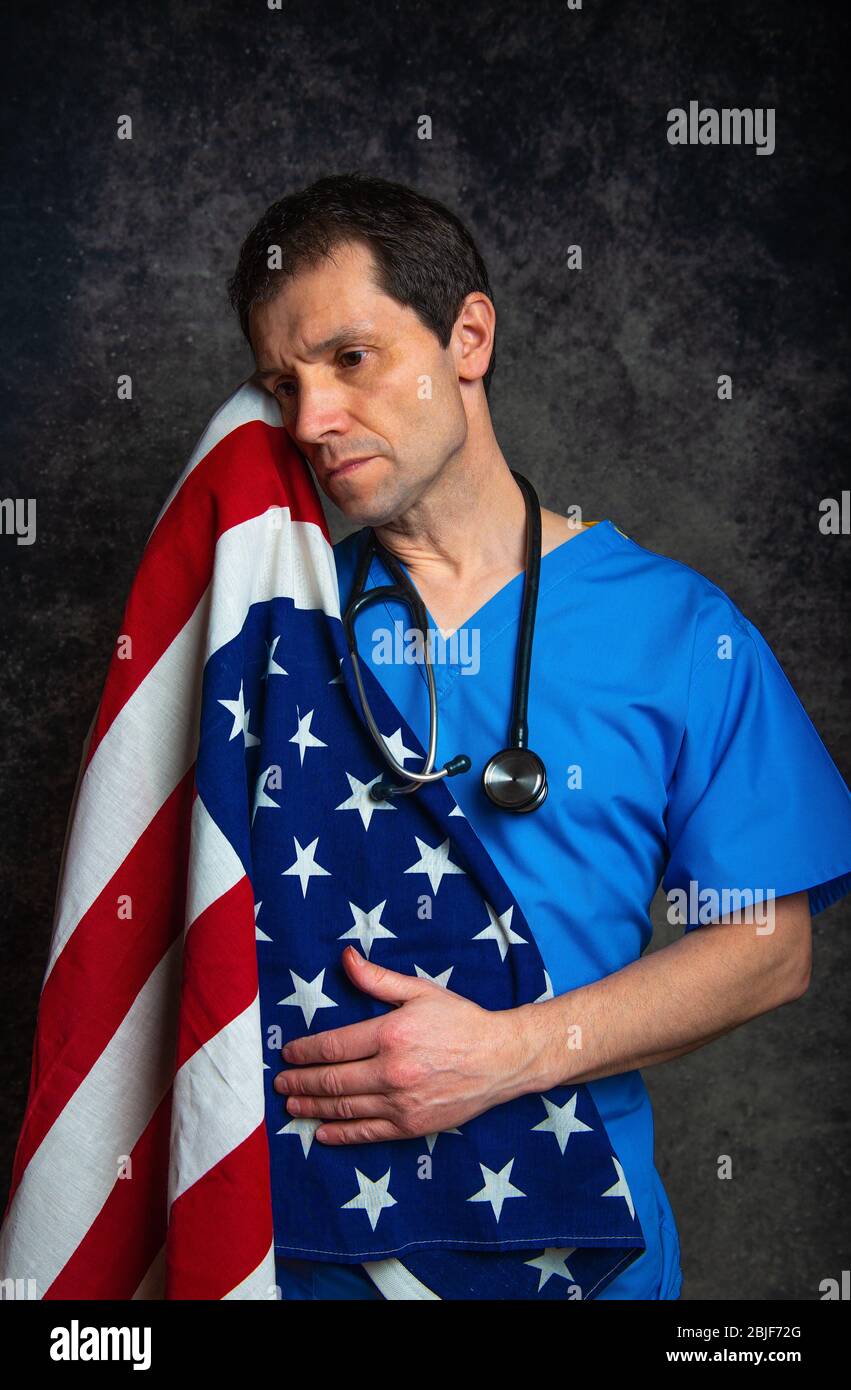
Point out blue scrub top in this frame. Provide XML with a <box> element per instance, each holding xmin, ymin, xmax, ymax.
<box><xmin>333</xmin><ymin>517</ymin><xmax>851</xmax><ymax>1299</ymax></box>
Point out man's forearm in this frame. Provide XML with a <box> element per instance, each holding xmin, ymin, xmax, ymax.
<box><xmin>511</xmin><ymin>895</ymin><xmax>811</xmax><ymax>1094</ymax></box>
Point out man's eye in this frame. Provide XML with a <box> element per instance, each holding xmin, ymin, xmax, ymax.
<box><xmin>273</xmin><ymin>351</ymin><xmax>368</xmax><ymax>399</ymax></box>
<box><xmin>339</xmin><ymin>349</ymin><xmax>369</xmax><ymax>368</ymax></box>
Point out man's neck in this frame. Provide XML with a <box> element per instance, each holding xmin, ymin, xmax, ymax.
<box><xmin>372</xmin><ymin>443</ymin><xmax>528</xmax><ymax>591</ymax></box>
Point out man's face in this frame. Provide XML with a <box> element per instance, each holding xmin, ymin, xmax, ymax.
<box><xmin>249</xmin><ymin>239</ymin><xmax>470</xmax><ymax>525</ymax></box>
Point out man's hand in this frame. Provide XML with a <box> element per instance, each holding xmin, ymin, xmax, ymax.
<box><xmin>273</xmin><ymin>944</ymin><xmax>532</xmax><ymax>1144</ymax></box>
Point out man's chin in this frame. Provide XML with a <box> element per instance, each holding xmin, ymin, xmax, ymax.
<box><xmin>320</xmin><ymin>463</ymin><xmax>396</xmax><ymax>524</ymax></box>
<box><xmin>328</xmin><ymin>497</ymin><xmax>392</xmax><ymax>527</ymax></box>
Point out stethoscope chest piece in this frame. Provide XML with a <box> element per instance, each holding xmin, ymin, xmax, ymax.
<box><xmin>482</xmin><ymin>746</ymin><xmax>548</xmax><ymax>813</ymax></box>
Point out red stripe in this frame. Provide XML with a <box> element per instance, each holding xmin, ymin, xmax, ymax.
<box><xmin>3</xmin><ymin>768</ymin><xmax>195</xmax><ymax>1210</ymax></box>
<box><xmin>174</xmin><ymin>874</ymin><xmax>259</xmax><ymax>1069</ymax></box>
<box><xmin>165</xmin><ymin>1123</ymin><xmax>274</xmax><ymax>1299</ymax></box>
<box><xmin>87</xmin><ymin>421</ymin><xmax>327</xmax><ymax>766</ymax></box>
<box><xmin>44</xmin><ymin>1092</ymin><xmax>173</xmax><ymax>1300</ymax></box>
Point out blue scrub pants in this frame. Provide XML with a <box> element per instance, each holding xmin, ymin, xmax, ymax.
<box><xmin>275</xmin><ymin>1255</ymin><xmax>384</xmax><ymax>1300</ymax></box>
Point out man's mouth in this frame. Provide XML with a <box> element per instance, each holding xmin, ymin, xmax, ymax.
<box><xmin>326</xmin><ymin>455</ymin><xmax>378</xmax><ymax>478</ymax></box>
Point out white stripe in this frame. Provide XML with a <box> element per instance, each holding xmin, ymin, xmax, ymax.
<box><xmin>168</xmin><ymin>996</ymin><xmax>266</xmax><ymax>1209</ymax></box>
<box><xmin>203</xmin><ymin>507</ymin><xmax>341</xmax><ymax>664</ymax></box>
<box><xmin>147</xmin><ymin>379</ymin><xmax>282</xmax><ymax>541</ymax></box>
<box><xmin>44</xmin><ymin>596</ymin><xmax>208</xmax><ymax>980</ymax></box>
<box><xmin>51</xmin><ymin>706</ymin><xmax>97</xmax><ymax>926</ymax></box>
<box><xmin>223</xmin><ymin>1240</ymin><xmax>278</xmax><ymax>1300</ymax></box>
<box><xmin>0</xmin><ymin>941</ymin><xmax>183</xmax><ymax>1296</ymax></box>
<box><xmin>185</xmin><ymin>796</ymin><xmax>245</xmax><ymax>934</ymax></box>
<box><xmin>44</xmin><ymin>514</ymin><xmax>337</xmax><ymax>982</ymax></box>
<box><xmin>361</xmin><ymin>1259</ymin><xmax>441</xmax><ymax>1300</ymax></box>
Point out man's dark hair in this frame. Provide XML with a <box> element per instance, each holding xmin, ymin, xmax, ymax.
<box><xmin>227</xmin><ymin>171</ymin><xmax>496</xmax><ymax>396</ymax></box>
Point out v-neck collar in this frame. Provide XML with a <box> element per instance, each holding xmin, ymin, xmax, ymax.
<box><xmin>356</xmin><ymin>518</ymin><xmax>623</xmax><ymax>703</ymax></box>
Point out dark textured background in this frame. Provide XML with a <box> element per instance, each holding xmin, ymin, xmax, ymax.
<box><xmin>1</xmin><ymin>0</ymin><xmax>848</xmax><ymax>1301</ymax></box>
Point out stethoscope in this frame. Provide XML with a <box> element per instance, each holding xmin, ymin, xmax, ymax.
<box><xmin>342</xmin><ymin>470</ymin><xmax>548</xmax><ymax>813</ymax></box>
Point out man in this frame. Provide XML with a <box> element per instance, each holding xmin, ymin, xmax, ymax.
<box><xmin>228</xmin><ymin>171</ymin><xmax>851</xmax><ymax>1300</ymax></box>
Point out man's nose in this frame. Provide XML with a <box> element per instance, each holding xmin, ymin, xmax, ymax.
<box><xmin>289</xmin><ymin>382</ymin><xmax>351</xmax><ymax>447</ymax></box>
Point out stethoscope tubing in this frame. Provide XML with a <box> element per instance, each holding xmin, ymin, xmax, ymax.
<box><xmin>342</xmin><ymin>469</ymin><xmax>543</xmax><ymax>802</ymax></box>
<box><xmin>344</xmin><ymin>578</ymin><xmax>446</xmax><ymax>789</ymax></box>
<box><xmin>507</xmin><ymin>471</ymin><xmax>542</xmax><ymax>751</ymax></box>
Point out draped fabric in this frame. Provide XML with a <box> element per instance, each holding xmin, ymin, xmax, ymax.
<box><xmin>0</xmin><ymin>381</ymin><xmax>643</xmax><ymax>1300</ymax></box>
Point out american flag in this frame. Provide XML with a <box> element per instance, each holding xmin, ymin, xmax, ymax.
<box><xmin>0</xmin><ymin>381</ymin><xmax>644</xmax><ymax>1300</ymax></box>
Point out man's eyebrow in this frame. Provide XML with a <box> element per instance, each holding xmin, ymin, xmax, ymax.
<box><xmin>252</xmin><ymin>321</ymin><xmax>377</xmax><ymax>380</ymax></box>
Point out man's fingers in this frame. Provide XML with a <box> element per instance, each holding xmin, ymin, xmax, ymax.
<box><xmin>276</xmin><ymin>1058</ymin><xmax>383</xmax><ymax>1097</ymax></box>
<box><xmin>285</xmin><ymin>1091</ymin><xmax>394</xmax><ymax>1122</ymax></box>
<box><xmin>315</xmin><ymin>1117</ymin><xmax>407</xmax><ymax>1145</ymax></box>
<box><xmin>282</xmin><ymin>1016</ymin><xmax>382</xmax><ymax>1066</ymax></box>
<box><xmin>342</xmin><ymin>945</ymin><xmax>428</xmax><ymax>1002</ymax></box>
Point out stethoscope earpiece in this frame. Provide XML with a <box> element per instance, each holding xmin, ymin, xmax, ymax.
<box><xmin>370</xmin><ymin>754</ymin><xmax>472</xmax><ymax>803</ymax></box>
<box><xmin>482</xmin><ymin>747</ymin><xmax>548</xmax><ymax>813</ymax></box>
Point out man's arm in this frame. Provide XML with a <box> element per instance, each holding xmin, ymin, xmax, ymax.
<box><xmin>275</xmin><ymin>890</ymin><xmax>812</xmax><ymax>1144</ymax></box>
<box><xmin>512</xmin><ymin>890</ymin><xmax>812</xmax><ymax>1094</ymax></box>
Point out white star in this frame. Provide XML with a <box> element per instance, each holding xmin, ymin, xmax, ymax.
<box><xmin>252</xmin><ymin>764</ymin><xmax>281</xmax><ymax>824</ymax></box>
<box><xmin>277</xmin><ymin>1115</ymin><xmax>323</xmax><ymax>1157</ymax></box>
<box><xmin>404</xmin><ymin>836</ymin><xmax>465</xmax><ymax>894</ymax></box>
<box><xmin>335</xmin><ymin>771</ymin><xmax>396</xmax><ymax>829</ymax></box>
<box><xmin>534</xmin><ymin>970</ymin><xmax>555</xmax><ymax>1002</ymax></box>
<box><xmin>254</xmin><ymin>900</ymin><xmax>271</xmax><ymax>943</ymax></box>
<box><xmin>262</xmin><ymin>634</ymin><xmax>288</xmax><ymax>679</ymax></box>
<box><xmin>532</xmin><ymin>1094</ymin><xmax>594</xmax><ymax>1155</ymax></box>
<box><xmin>338</xmin><ymin>900</ymin><xmax>397</xmax><ymax>959</ymax></box>
<box><xmin>289</xmin><ymin>706</ymin><xmax>327</xmax><ymax>765</ymax></box>
<box><xmin>218</xmin><ymin>680</ymin><xmax>260</xmax><ymax>747</ymax></box>
<box><xmin>467</xmin><ymin>1159</ymin><xmax>526</xmax><ymax>1221</ymax></box>
<box><xmin>278</xmin><ymin>968</ymin><xmax>338</xmax><ymax>1028</ymax></box>
<box><xmin>601</xmin><ymin>1156</ymin><xmax>636</xmax><ymax>1221</ymax></box>
<box><xmin>341</xmin><ymin>1168</ymin><xmax>397</xmax><ymax>1231</ymax></box>
<box><xmin>382</xmin><ymin>727</ymin><xmax>419</xmax><ymax>766</ymax></box>
<box><xmin>449</xmin><ymin>802</ymin><xmax>466</xmax><ymax>818</ymax></box>
<box><xmin>281</xmin><ymin>835</ymin><xmax>331</xmax><ymax>898</ymax></box>
<box><xmin>414</xmin><ymin>964</ymin><xmax>454</xmax><ymax>989</ymax></box>
<box><xmin>524</xmin><ymin>1248</ymin><xmax>578</xmax><ymax>1292</ymax></box>
<box><xmin>423</xmin><ymin>1127</ymin><xmax>463</xmax><ymax>1154</ymax></box>
<box><xmin>472</xmin><ymin>902</ymin><xmax>528</xmax><ymax>961</ymax></box>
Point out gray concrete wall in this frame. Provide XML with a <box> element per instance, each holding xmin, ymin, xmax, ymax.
<box><xmin>1</xmin><ymin>0</ymin><xmax>848</xmax><ymax>1300</ymax></box>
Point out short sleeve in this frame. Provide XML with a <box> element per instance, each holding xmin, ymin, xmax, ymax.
<box><xmin>662</xmin><ymin>611</ymin><xmax>851</xmax><ymax>929</ymax></box>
